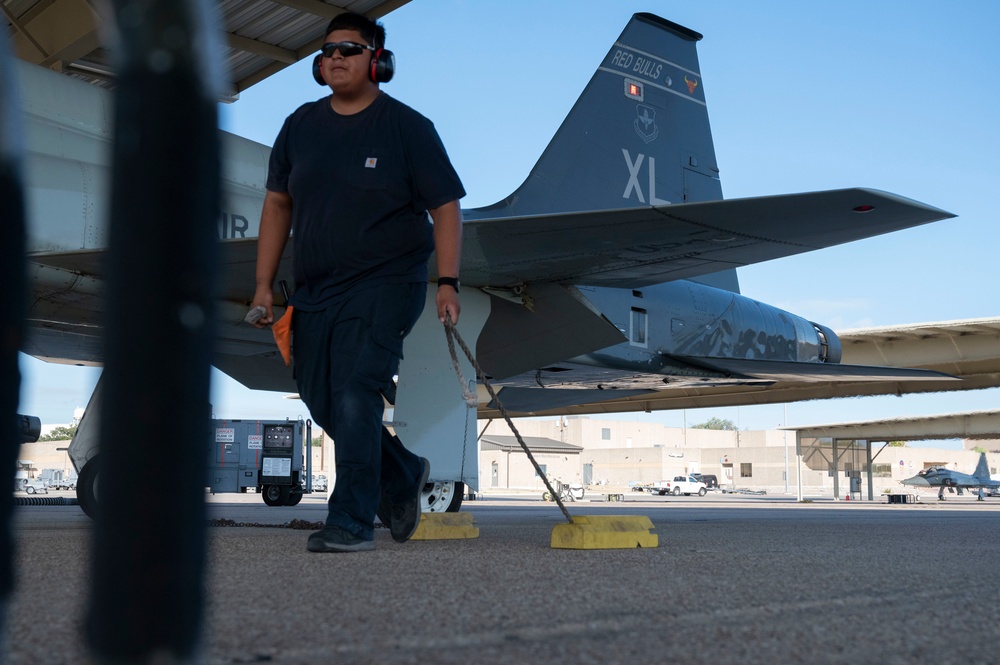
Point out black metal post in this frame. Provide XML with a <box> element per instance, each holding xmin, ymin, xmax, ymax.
<box><xmin>0</xmin><ymin>26</ymin><xmax>27</xmax><ymax>636</ymax></box>
<box><xmin>87</xmin><ymin>0</ymin><xmax>221</xmax><ymax>660</ymax></box>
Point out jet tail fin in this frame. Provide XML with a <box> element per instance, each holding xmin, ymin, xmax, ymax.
<box><xmin>464</xmin><ymin>13</ymin><xmax>736</xmax><ymax>291</ymax></box>
<box><xmin>974</xmin><ymin>452</ymin><xmax>991</xmax><ymax>480</ymax></box>
<box><xmin>466</xmin><ymin>13</ymin><xmax>720</xmax><ymax>220</ymax></box>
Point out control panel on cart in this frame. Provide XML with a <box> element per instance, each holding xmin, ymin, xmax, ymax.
<box><xmin>207</xmin><ymin>418</ymin><xmax>312</xmax><ymax>506</ymax></box>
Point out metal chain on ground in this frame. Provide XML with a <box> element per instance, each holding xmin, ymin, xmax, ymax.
<box><xmin>207</xmin><ymin>518</ymin><xmax>398</xmax><ymax>530</ymax></box>
<box><xmin>444</xmin><ymin>315</ymin><xmax>574</xmax><ymax>524</ymax></box>
<box><xmin>209</xmin><ymin>518</ymin><xmax>326</xmax><ymax>529</ymax></box>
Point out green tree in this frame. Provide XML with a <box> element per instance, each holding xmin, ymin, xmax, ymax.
<box><xmin>39</xmin><ymin>425</ymin><xmax>78</xmax><ymax>441</ymax></box>
<box><xmin>887</xmin><ymin>440</ymin><xmax>907</xmax><ymax>447</ymax></box>
<box><xmin>692</xmin><ymin>417</ymin><xmax>737</xmax><ymax>431</ymax></box>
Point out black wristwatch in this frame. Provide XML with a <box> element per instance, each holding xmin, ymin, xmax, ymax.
<box><xmin>437</xmin><ymin>277</ymin><xmax>460</xmax><ymax>294</ymax></box>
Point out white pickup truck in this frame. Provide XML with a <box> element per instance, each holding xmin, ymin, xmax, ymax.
<box><xmin>652</xmin><ymin>476</ymin><xmax>708</xmax><ymax>497</ymax></box>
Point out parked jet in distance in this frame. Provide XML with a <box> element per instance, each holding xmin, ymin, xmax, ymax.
<box><xmin>901</xmin><ymin>453</ymin><xmax>1000</xmax><ymax>500</ymax></box>
<box><xmin>17</xmin><ymin>12</ymin><xmax>960</xmax><ymax>511</ymax></box>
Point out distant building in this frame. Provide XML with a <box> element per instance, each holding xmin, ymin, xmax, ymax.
<box><xmin>966</xmin><ymin>438</ymin><xmax>1000</xmax><ymax>453</ymax></box>
<box><xmin>478</xmin><ymin>416</ymin><xmax>994</xmax><ymax>496</ymax></box>
<box><xmin>480</xmin><ymin>435</ymin><xmax>582</xmax><ymax>490</ymax></box>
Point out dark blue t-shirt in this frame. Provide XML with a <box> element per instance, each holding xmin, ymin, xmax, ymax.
<box><xmin>266</xmin><ymin>93</ymin><xmax>465</xmax><ymax>310</ymax></box>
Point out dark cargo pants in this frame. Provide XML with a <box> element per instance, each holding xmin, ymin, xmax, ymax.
<box><xmin>292</xmin><ymin>282</ymin><xmax>426</xmax><ymax>540</ymax></box>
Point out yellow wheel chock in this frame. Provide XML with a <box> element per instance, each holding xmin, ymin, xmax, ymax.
<box><xmin>410</xmin><ymin>512</ymin><xmax>479</xmax><ymax>540</ymax></box>
<box><xmin>550</xmin><ymin>515</ymin><xmax>658</xmax><ymax>550</ymax></box>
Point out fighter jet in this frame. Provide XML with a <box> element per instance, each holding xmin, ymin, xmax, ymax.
<box><xmin>13</xmin><ymin>11</ymin><xmax>962</xmax><ymax>510</ymax></box>
<box><xmin>901</xmin><ymin>453</ymin><xmax>1000</xmax><ymax>500</ymax></box>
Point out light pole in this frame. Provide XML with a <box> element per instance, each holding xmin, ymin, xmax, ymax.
<box><xmin>783</xmin><ymin>404</ymin><xmax>789</xmax><ymax>494</ymax></box>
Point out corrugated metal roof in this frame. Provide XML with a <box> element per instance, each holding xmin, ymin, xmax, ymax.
<box><xmin>4</xmin><ymin>0</ymin><xmax>411</xmax><ymax>99</ymax></box>
<box><xmin>785</xmin><ymin>410</ymin><xmax>1000</xmax><ymax>442</ymax></box>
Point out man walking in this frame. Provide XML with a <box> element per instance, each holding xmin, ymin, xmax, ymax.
<box><xmin>251</xmin><ymin>12</ymin><xmax>464</xmax><ymax>552</ymax></box>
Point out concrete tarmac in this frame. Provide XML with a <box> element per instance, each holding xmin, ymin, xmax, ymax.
<box><xmin>4</xmin><ymin>491</ymin><xmax>1000</xmax><ymax>664</ymax></box>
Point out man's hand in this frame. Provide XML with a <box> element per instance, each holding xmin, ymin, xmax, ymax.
<box><xmin>248</xmin><ymin>285</ymin><xmax>275</xmax><ymax>328</ymax></box>
<box><xmin>436</xmin><ymin>284</ymin><xmax>460</xmax><ymax>325</ymax></box>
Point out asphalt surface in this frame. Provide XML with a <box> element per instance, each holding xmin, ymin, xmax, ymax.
<box><xmin>4</xmin><ymin>491</ymin><xmax>1000</xmax><ymax>664</ymax></box>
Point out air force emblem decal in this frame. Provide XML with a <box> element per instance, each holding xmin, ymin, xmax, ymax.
<box><xmin>634</xmin><ymin>104</ymin><xmax>659</xmax><ymax>144</ymax></box>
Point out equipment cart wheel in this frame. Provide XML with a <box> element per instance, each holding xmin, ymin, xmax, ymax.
<box><xmin>262</xmin><ymin>484</ymin><xmax>290</xmax><ymax>506</ymax></box>
<box><xmin>285</xmin><ymin>490</ymin><xmax>303</xmax><ymax>506</ymax></box>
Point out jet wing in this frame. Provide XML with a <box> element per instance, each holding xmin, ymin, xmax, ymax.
<box><xmin>461</xmin><ymin>188</ymin><xmax>954</xmax><ymax>288</ymax></box>
<box><xmin>671</xmin><ymin>357</ymin><xmax>957</xmax><ymax>383</ymax></box>
<box><xmin>25</xmin><ymin>189</ymin><xmax>957</xmax><ymax>395</ymax></box>
<box><xmin>30</xmin><ymin>185</ymin><xmax>951</xmax><ymax>308</ymax></box>
<box><xmin>481</xmin><ymin>355</ymin><xmax>957</xmax><ymax>417</ymax></box>
<box><xmin>480</xmin><ymin>372</ymin><xmax>967</xmax><ymax>419</ymax></box>
<box><xmin>25</xmin><ymin>239</ymin><xmax>297</xmax><ymax>393</ymax></box>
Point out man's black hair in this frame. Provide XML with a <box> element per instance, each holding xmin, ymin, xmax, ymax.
<box><xmin>325</xmin><ymin>13</ymin><xmax>386</xmax><ymax>48</ymax></box>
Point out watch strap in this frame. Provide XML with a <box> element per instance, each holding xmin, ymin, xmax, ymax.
<box><xmin>437</xmin><ymin>277</ymin><xmax>460</xmax><ymax>293</ymax></box>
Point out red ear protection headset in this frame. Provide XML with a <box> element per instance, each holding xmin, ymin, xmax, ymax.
<box><xmin>312</xmin><ymin>45</ymin><xmax>395</xmax><ymax>86</ymax></box>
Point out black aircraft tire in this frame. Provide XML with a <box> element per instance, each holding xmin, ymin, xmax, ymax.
<box><xmin>77</xmin><ymin>455</ymin><xmax>101</xmax><ymax>519</ymax></box>
<box><xmin>446</xmin><ymin>482</ymin><xmax>465</xmax><ymax>512</ymax></box>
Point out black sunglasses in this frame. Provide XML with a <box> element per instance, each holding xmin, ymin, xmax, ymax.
<box><xmin>320</xmin><ymin>41</ymin><xmax>377</xmax><ymax>58</ymax></box>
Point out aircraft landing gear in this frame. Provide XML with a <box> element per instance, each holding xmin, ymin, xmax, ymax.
<box><xmin>422</xmin><ymin>480</ymin><xmax>464</xmax><ymax>513</ymax></box>
<box><xmin>77</xmin><ymin>454</ymin><xmax>102</xmax><ymax>519</ymax></box>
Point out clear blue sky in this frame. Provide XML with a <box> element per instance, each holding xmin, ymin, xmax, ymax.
<box><xmin>18</xmin><ymin>0</ymin><xmax>1000</xmax><ymax>437</ymax></box>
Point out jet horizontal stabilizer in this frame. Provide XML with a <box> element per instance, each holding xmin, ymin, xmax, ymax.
<box><xmin>673</xmin><ymin>357</ymin><xmax>958</xmax><ymax>382</ymax></box>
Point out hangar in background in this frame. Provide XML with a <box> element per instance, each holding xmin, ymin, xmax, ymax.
<box><xmin>786</xmin><ymin>409</ymin><xmax>1000</xmax><ymax>501</ymax></box>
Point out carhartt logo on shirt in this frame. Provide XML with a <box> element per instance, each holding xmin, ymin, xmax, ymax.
<box><xmin>365</xmin><ymin>157</ymin><xmax>378</xmax><ymax>168</ymax></box>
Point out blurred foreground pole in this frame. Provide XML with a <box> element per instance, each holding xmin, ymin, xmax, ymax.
<box><xmin>87</xmin><ymin>0</ymin><xmax>222</xmax><ymax>661</ymax></box>
<box><xmin>0</xmin><ymin>27</ymin><xmax>26</xmax><ymax>642</ymax></box>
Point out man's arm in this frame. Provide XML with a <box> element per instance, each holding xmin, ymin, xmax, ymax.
<box><xmin>430</xmin><ymin>199</ymin><xmax>462</xmax><ymax>325</ymax></box>
<box><xmin>251</xmin><ymin>190</ymin><xmax>293</xmax><ymax>327</ymax></box>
